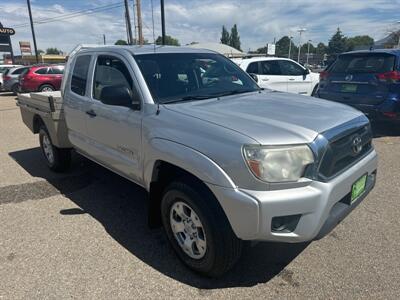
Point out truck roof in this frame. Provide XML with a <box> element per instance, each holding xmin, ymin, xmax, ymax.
<box><xmin>71</xmin><ymin>44</ymin><xmax>216</xmax><ymax>56</ymax></box>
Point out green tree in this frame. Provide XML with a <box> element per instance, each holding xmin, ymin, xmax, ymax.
<box><xmin>155</xmin><ymin>35</ymin><xmax>180</xmax><ymax>46</ymax></box>
<box><xmin>46</xmin><ymin>47</ymin><xmax>61</xmax><ymax>55</ymax></box>
<box><xmin>229</xmin><ymin>24</ymin><xmax>241</xmax><ymax>51</ymax></box>
<box><xmin>316</xmin><ymin>42</ymin><xmax>328</xmax><ymax>55</ymax></box>
<box><xmin>115</xmin><ymin>39</ymin><xmax>128</xmax><ymax>45</ymax></box>
<box><xmin>220</xmin><ymin>25</ymin><xmax>230</xmax><ymax>45</ymax></box>
<box><xmin>346</xmin><ymin>35</ymin><xmax>374</xmax><ymax>51</ymax></box>
<box><xmin>37</xmin><ymin>49</ymin><xmax>44</xmax><ymax>55</ymax></box>
<box><xmin>328</xmin><ymin>28</ymin><xmax>347</xmax><ymax>55</ymax></box>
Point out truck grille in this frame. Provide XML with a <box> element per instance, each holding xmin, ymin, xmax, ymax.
<box><xmin>318</xmin><ymin>125</ymin><xmax>373</xmax><ymax>180</ymax></box>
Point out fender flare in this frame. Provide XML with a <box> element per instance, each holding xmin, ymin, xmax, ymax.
<box><xmin>144</xmin><ymin>138</ymin><xmax>236</xmax><ymax>190</ymax></box>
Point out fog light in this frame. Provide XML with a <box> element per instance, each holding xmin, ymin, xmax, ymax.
<box><xmin>271</xmin><ymin>214</ymin><xmax>301</xmax><ymax>233</ymax></box>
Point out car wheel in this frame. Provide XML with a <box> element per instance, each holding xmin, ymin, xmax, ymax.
<box><xmin>11</xmin><ymin>83</ymin><xmax>20</xmax><ymax>95</ymax></box>
<box><xmin>311</xmin><ymin>84</ymin><xmax>319</xmax><ymax>97</ymax></box>
<box><xmin>39</xmin><ymin>126</ymin><xmax>71</xmax><ymax>172</ymax></box>
<box><xmin>161</xmin><ymin>179</ymin><xmax>242</xmax><ymax>277</ymax></box>
<box><xmin>39</xmin><ymin>84</ymin><xmax>55</xmax><ymax>92</ymax></box>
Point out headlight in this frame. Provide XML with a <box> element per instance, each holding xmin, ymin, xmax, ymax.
<box><xmin>243</xmin><ymin>145</ymin><xmax>314</xmax><ymax>182</ymax></box>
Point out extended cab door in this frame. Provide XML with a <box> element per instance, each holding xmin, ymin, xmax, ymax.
<box><xmin>278</xmin><ymin>60</ymin><xmax>312</xmax><ymax>95</ymax></box>
<box><xmin>254</xmin><ymin>60</ymin><xmax>288</xmax><ymax>92</ymax></box>
<box><xmin>85</xmin><ymin>54</ymin><xmax>142</xmax><ymax>183</ymax></box>
<box><xmin>63</xmin><ymin>54</ymin><xmax>93</xmax><ymax>154</ymax></box>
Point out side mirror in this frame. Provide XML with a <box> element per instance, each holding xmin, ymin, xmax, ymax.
<box><xmin>303</xmin><ymin>68</ymin><xmax>310</xmax><ymax>76</ymax></box>
<box><xmin>248</xmin><ymin>73</ymin><xmax>258</xmax><ymax>83</ymax></box>
<box><xmin>100</xmin><ymin>85</ymin><xmax>140</xmax><ymax>110</ymax></box>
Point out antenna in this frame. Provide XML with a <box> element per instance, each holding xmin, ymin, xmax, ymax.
<box><xmin>151</xmin><ymin>0</ymin><xmax>156</xmax><ymax>52</ymax></box>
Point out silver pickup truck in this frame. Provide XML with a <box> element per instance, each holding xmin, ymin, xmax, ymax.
<box><xmin>17</xmin><ymin>45</ymin><xmax>378</xmax><ymax>277</ymax></box>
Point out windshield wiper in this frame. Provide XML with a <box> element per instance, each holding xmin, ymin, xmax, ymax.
<box><xmin>162</xmin><ymin>95</ymin><xmax>216</xmax><ymax>104</ymax></box>
<box><xmin>214</xmin><ymin>89</ymin><xmax>256</xmax><ymax>98</ymax></box>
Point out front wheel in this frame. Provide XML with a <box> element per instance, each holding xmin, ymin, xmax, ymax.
<box><xmin>39</xmin><ymin>126</ymin><xmax>71</xmax><ymax>172</ymax></box>
<box><xmin>161</xmin><ymin>180</ymin><xmax>242</xmax><ymax>277</ymax></box>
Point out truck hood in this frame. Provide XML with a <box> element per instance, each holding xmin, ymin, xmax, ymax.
<box><xmin>163</xmin><ymin>90</ymin><xmax>364</xmax><ymax>145</ymax></box>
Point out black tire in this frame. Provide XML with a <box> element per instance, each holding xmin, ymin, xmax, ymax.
<box><xmin>39</xmin><ymin>84</ymin><xmax>55</xmax><ymax>92</ymax></box>
<box><xmin>311</xmin><ymin>84</ymin><xmax>319</xmax><ymax>97</ymax></box>
<box><xmin>11</xmin><ymin>83</ymin><xmax>19</xmax><ymax>95</ymax></box>
<box><xmin>161</xmin><ymin>179</ymin><xmax>242</xmax><ymax>277</ymax></box>
<box><xmin>39</xmin><ymin>126</ymin><xmax>71</xmax><ymax>172</ymax></box>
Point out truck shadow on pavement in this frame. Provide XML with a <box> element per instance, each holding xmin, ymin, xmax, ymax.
<box><xmin>9</xmin><ymin>147</ymin><xmax>308</xmax><ymax>289</ymax></box>
<box><xmin>371</xmin><ymin>121</ymin><xmax>400</xmax><ymax>138</ymax></box>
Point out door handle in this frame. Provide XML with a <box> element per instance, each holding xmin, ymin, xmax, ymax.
<box><xmin>262</xmin><ymin>78</ymin><xmax>269</xmax><ymax>81</ymax></box>
<box><xmin>86</xmin><ymin>110</ymin><xmax>97</xmax><ymax>117</ymax></box>
<box><xmin>289</xmin><ymin>78</ymin><xmax>295</xmax><ymax>81</ymax></box>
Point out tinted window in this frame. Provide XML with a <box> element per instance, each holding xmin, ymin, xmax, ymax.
<box><xmin>48</xmin><ymin>67</ymin><xmax>64</xmax><ymax>74</ymax></box>
<box><xmin>246</xmin><ymin>62</ymin><xmax>259</xmax><ymax>74</ymax></box>
<box><xmin>12</xmin><ymin>67</ymin><xmax>28</xmax><ymax>75</ymax></box>
<box><xmin>135</xmin><ymin>53</ymin><xmax>259</xmax><ymax>104</ymax></box>
<box><xmin>35</xmin><ymin>68</ymin><xmax>48</xmax><ymax>75</ymax></box>
<box><xmin>279</xmin><ymin>60</ymin><xmax>305</xmax><ymax>76</ymax></box>
<box><xmin>93</xmin><ymin>55</ymin><xmax>133</xmax><ymax>101</ymax></box>
<box><xmin>330</xmin><ymin>53</ymin><xmax>396</xmax><ymax>74</ymax></box>
<box><xmin>71</xmin><ymin>55</ymin><xmax>91</xmax><ymax>96</ymax></box>
<box><xmin>261</xmin><ymin>60</ymin><xmax>282</xmax><ymax>75</ymax></box>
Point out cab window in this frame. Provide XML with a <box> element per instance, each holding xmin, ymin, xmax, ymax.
<box><xmin>92</xmin><ymin>55</ymin><xmax>133</xmax><ymax>102</ymax></box>
<box><xmin>278</xmin><ymin>60</ymin><xmax>305</xmax><ymax>76</ymax></box>
<box><xmin>246</xmin><ymin>62</ymin><xmax>259</xmax><ymax>74</ymax></box>
<box><xmin>71</xmin><ymin>55</ymin><xmax>91</xmax><ymax>96</ymax></box>
<box><xmin>261</xmin><ymin>61</ymin><xmax>282</xmax><ymax>75</ymax></box>
<box><xmin>35</xmin><ymin>68</ymin><xmax>48</xmax><ymax>75</ymax></box>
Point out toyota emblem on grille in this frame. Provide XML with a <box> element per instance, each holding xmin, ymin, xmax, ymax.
<box><xmin>345</xmin><ymin>75</ymin><xmax>353</xmax><ymax>81</ymax></box>
<box><xmin>352</xmin><ymin>135</ymin><xmax>363</xmax><ymax>154</ymax></box>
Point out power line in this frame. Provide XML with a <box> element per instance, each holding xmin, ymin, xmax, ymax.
<box><xmin>10</xmin><ymin>2</ymin><xmax>127</xmax><ymax>29</ymax></box>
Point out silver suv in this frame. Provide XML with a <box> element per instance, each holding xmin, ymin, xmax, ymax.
<box><xmin>18</xmin><ymin>46</ymin><xmax>378</xmax><ymax>277</ymax></box>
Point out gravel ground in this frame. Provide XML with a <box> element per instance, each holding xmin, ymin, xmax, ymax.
<box><xmin>0</xmin><ymin>92</ymin><xmax>399</xmax><ymax>299</ymax></box>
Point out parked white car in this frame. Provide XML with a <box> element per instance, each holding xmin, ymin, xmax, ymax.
<box><xmin>233</xmin><ymin>57</ymin><xmax>319</xmax><ymax>96</ymax></box>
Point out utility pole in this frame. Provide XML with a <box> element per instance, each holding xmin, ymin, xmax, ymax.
<box><xmin>27</xmin><ymin>0</ymin><xmax>39</xmax><ymax>63</ymax></box>
<box><xmin>136</xmin><ymin>0</ymin><xmax>144</xmax><ymax>45</ymax></box>
<box><xmin>125</xmin><ymin>11</ymin><xmax>130</xmax><ymax>44</ymax></box>
<box><xmin>160</xmin><ymin>0</ymin><xmax>166</xmax><ymax>45</ymax></box>
<box><xmin>124</xmin><ymin>0</ymin><xmax>133</xmax><ymax>45</ymax></box>
<box><xmin>306</xmin><ymin>39</ymin><xmax>312</xmax><ymax>65</ymax></box>
<box><xmin>297</xmin><ymin>28</ymin><xmax>306</xmax><ymax>63</ymax></box>
<box><xmin>133</xmin><ymin>0</ymin><xmax>137</xmax><ymax>44</ymax></box>
<box><xmin>288</xmin><ymin>36</ymin><xmax>293</xmax><ymax>59</ymax></box>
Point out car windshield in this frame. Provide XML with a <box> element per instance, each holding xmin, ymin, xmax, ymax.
<box><xmin>134</xmin><ymin>53</ymin><xmax>259</xmax><ymax>104</ymax></box>
<box><xmin>329</xmin><ymin>53</ymin><xmax>396</xmax><ymax>74</ymax></box>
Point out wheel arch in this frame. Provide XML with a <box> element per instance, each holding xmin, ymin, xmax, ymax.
<box><xmin>145</xmin><ymin>139</ymin><xmax>236</xmax><ymax>228</ymax></box>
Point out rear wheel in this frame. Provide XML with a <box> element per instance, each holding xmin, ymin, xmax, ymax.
<box><xmin>11</xmin><ymin>83</ymin><xmax>19</xmax><ymax>95</ymax></box>
<box><xmin>161</xmin><ymin>180</ymin><xmax>242</xmax><ymax>277</ymax></box>
<box><xmin>39</xmin><ymin>84</ymin><xmax>55</xmax><ymax>92</ymax></box>
<box><xmin>39</xmin><ymin>126</ymin><xmax>71</xmax><ymax>172</ymax></box>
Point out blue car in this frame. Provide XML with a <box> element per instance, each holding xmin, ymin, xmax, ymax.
<box><xmin>317</xmin><ymin>49</ymin><xmax>400</xmax><ymax>122</ymax></box>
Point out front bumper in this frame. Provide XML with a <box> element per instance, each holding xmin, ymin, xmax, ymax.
<box><xmin>208</xmin><ymin>149</ymin><xmax>378</xmax><ymax>242</ymax></box>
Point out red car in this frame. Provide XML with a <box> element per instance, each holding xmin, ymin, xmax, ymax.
<box><xmin>19</xmin><ymin>65</ymin><xmax>64</xmax><ymax>92</ymax></box>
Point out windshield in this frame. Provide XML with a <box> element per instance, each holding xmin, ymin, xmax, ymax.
<box><xmin>329</xmin><ymin>53</ymin><xmax>396</xmax><ymax>74</ymax></box>
<box><xmin>134</xmin><ymin>53</ymin><xmax>259</xmax><ymax>104</ymax></box>
<box><xmin>0</xmin><ymin>67</ymin><xmax>10</xmax><ymax>74</ymax></box>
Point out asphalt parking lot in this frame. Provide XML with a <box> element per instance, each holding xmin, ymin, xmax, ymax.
<box><xmin>0</xmin><ymin>92</ymin><xmax>399</xmax><ymax>299</ymax></box>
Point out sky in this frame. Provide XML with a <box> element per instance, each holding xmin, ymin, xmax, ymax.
<box><xmin>0</xmin><ymin>0</ymin><xmax>400</xmax><ymax>55</ymax></box>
